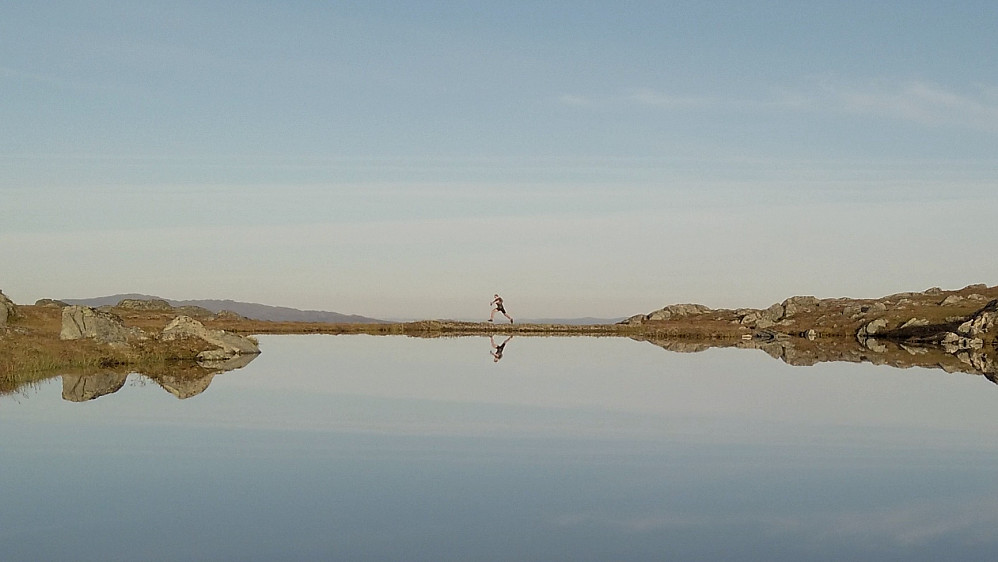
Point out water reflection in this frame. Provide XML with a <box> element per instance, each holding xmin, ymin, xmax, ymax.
<box><xmin>6</xmin><ymin>353</ymin><xmax>256</xmax><ymax>402</ymax></box>
<box><xmin>490</xmin><ymin>334</ymin><xmax>513</xmax><ymax>362</ymax></box>
<box><xmin>4</xmin><ymin>335</ymin><xmax>998</xmax><ymax>561</ymax></box>
<box><xmin>61</xmin><ymin>372</ymin><xmax>127</xmax><ymax>402</ymax></box>
<box><xmin>4</xmin><ymin>330</ymin><xmax>998</xmax><ymax>401</ymax></box>
<box><xmin>633</xmin><ymin>332</ymin><xmax>998</xmax><ymax>385</ymax></box>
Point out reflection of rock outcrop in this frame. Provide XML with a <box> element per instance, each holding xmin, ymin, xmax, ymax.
<box><xmin>61</xmin><ymin>372</ymin><xmax>128</xmax><ymax>402</ymax></box>
<box><xmin>643</xmin><ymin>340</ymin><xmax>712</xmax><ymax>354</ymax></box>
<box><xmin>54</xmin><ymin>352</ymin><xmax>256</xmax><ymax>402</ymax></box>
<box><xmin>146</xmin><ymin>353</ymin><xmax>257</xmax><ymax>399</ymax></box>
<box><xmin>629</xmin><ymin>286</ymin><xmax>998</xmax><ymax>384</ymax></box>
<box><xmin>154</xmin><ymin>372</ymin><xmax>216</xmax><ymax>399</ymax></box>
<box><xmin>197</xmin><ymin>352</ymin><xmax>258</xmax><ymax>372</ymax></box>
<box><xmin>636</xmin><ymin>327</ymin><xmax>998</xmax><ymax>383</ymax></box>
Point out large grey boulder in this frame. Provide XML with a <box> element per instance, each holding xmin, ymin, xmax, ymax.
<box><xmin>160</xmin><ymin>315</ymin><xmax>260</xmax><ymax>361</ymax></box>
<box><xmin>60</xmin><ymin>306</ymin><xmax>145</xmax><ymax>344</ymax></box>
<box><xmin>0</xmin><ymin>290</ymin><xmax>17</xmax><ymax>327</ymax></box>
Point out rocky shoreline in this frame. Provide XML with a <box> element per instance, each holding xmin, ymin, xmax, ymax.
<box><xmin>1</xmin><ymin>291</ymin><xmax>262</xmax><ymax>397</ymax></box>
<box><xmin>2</xmin><ymin>284</ymin><xmax>997</xmax><ymax>395</ymax></box>
<box><xmin>623</xmin><ymin>284</ymin><xmax>998</xmax><ymax>381</ymax></box>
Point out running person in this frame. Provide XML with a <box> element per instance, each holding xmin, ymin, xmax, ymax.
<box><xmin>489</xmin><ymin>293</ymin><xmax>513</xmax><ymax>323</ymax></box>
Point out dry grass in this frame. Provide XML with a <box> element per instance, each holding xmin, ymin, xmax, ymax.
<box><xmin>3</xmin><ymin>284</ymin><xmax>996</xmax><ymax>395</ymax></box>
<box><xmin>0</xmin><ymin>305</ymin><xmax>212</xmax><ymax>394</ymax></box>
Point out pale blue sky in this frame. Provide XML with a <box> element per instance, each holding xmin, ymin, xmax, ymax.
<box><xmin>2</xmin><ymin>1</ymin><xmax>996</xmax><ymax>319</ymax></box>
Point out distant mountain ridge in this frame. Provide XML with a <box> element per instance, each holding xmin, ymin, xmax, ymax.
<box><xmin>62</xmin><ymin>294</ymin><xmax>385</xmax><ymax>324</ymax></box>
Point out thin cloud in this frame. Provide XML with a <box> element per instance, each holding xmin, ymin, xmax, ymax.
<box><xmin>625</xmin><ymin>87</ymin><xmax>715</xmax><ymax>108</ymax></box>
<box><xmin>557</xmin><ymin>94</ymin><xmax>595</xmax><ymax>107</ymax></box>
<box><xmin>557</xmin><ymin>88</ymin><xmax>714</xmax><ymax>109</ymax></box>
<box><xmin>563</xmin><ymin>80</ymin><xmax>998</xmax><ymax>133</ymax></box>
<box><xmin>786</xmin><ymin>77</ymin><xmax>998</xmax><ymax>132</ymax></box>
<box><xmin>840</xmin><ymin>81</ymin><xmax>998</xmax><ymax>131</ymax></box>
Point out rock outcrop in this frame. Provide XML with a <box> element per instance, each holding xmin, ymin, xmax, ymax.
<box><xmin>60</xmin><ymin>306</ymin><xmax>145</xmax><ymax>344</ymax></box>
<box><xmin>159</xmin><ymin>315</ymin><xmax>260</xmax><ymax>361</ymax></box>
<box><xmin>35</xmin><ymin>298</ymin><xmax>68</xmax><ymax>308</ymax></box>
<box><xmin>172</xmin><ymin>305</ymin><xmax>216</xmax><ymax>319</ymax></box>
<box><xmin>737</xmin><ymin>303</ymin><xmax>785</xmax><ymax>328</ymax></box>
<box><xmin>781</xmin><ymin>296</ymin><xmax>820</xmax><ymax>317</ymax></box>
<box><xmin>624</xmin><ymin>284</ymin><xmax>998</xmax><ymax>383</ymax></box>
<box><xmin>958</xmin><ymin>299</ymin><xmax>998</xmax><ymax>339</ymax></box>
<box><xmin>0</xmin><ymin>290</ymin><xmax>16</xmax><ymax>327</ymax></box>
<box><xmin>114</xmin><ymin>298</ymin><xmax>214</xmax><ymax>319</ymax></box>
<box><xmin>623</xmin><ymin>303</ymin><xmax>711</xmax><ymax>325</ymax></box>
<box><xmin>117</xmin><ymin>298</ymin><xmax>173</xmax><ymax>311</ymax></box>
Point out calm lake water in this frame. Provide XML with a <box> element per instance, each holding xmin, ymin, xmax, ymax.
<box><xmin>4</xmin><ymin>335</ymin><xmax>998</xmax><ymax>561</ymax></box>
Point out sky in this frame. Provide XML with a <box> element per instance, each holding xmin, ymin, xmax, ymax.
<box><xmin>2</xmin><ymin>1</ymin><xmax>996</xmax><ymax>320</ymax></box>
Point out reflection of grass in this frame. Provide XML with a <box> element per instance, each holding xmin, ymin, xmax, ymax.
<box><xmin>0</xmin><ymin>306</ymin><xmax>210</xmax><ymax>396</ymax></box>
<box><xmin>1</xmin><ymin>335</ymin><xmax>126</xmax><ymax>395</ymax></box>
<box><xmin>4</xmin><ymin>286</ymin><xmax>996</xmax><ymax>394</ymax></box>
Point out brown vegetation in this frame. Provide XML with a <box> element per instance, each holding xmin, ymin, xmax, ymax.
<box><xmin>1</xmin><ymin>305</ymin><xmax>218</xmax><ymax>393</ymax></box>
<box><xmin>3</xmin><ymin>284</ymin><xmax>997</xmax><ymax>395</ymax></box>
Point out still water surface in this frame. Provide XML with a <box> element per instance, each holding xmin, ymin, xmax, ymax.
<box><xmin>4</xmin><ymin>335</ymin><xmax>998</xmax><ymax>561</ymax></box>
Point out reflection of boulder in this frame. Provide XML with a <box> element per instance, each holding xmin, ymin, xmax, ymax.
<box><xmin>154</xmin><ymin>373</ymin><xmax>215</xmax><ymax>399</ymax></box>
<box><xmin>61</xmin><ymin>372</ymin><xmax>128</xmax><ymax>402</ymax></box>
<box><xmin>160</xmin><ymin>315</ymin><xmax>260</xmax><ymax>361</ymax></box>
<box><xmin>198</xmin><ymin>352</ymin><xmax>258</xmax><ymax>372</ymax></box>
<box><xmin>55</xmin><ymin>353</ymin><xmax>258</xmax><ymax>402</ymax></box>
<box><xmin>60</xmin><ymin>306</ymin><xmax>145</xmax><ymax>345</ymax></box>
<box><xmin>148</xmin><ymin>352</ymin><xmax>257</xmax><ymax>399</ymax></box>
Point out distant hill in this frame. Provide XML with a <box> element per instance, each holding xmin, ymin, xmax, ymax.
<box><xmin>62</xmin><ymin>294</ymin><xmax>385</xmax><ymax>324</ymax></box>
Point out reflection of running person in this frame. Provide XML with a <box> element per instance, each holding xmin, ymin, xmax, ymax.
<box><xmin>489</xmin><ymin>294</ymin><xmax>513</xmax><ymax>323</ymax></box>
<box><xmin>491</xmin><ymin>335</ymin><xmax>513</xmax><ymax>362</ymax></box>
